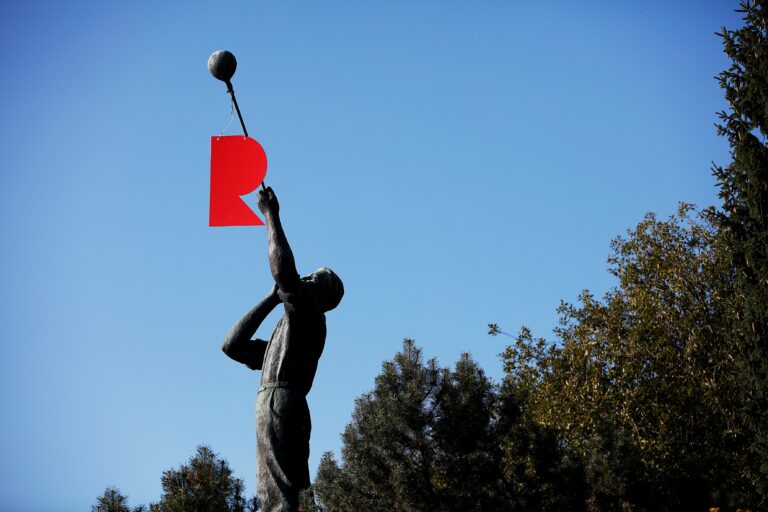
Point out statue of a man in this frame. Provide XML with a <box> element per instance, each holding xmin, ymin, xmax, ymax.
<box><xmin>222</xmin><ymin>186</ymin><xmax>344</xmax><ymax>512</ymax></box>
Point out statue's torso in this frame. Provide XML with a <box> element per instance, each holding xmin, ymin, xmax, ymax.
<box><xmin>260</xmin><ymin>284</ymin><xmax>326</xmax><ymax>396</ymax></box>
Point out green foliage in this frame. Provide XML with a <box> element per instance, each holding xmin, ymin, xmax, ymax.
<box><xmin>712</xmin><ymin>0</ymin><xmax>768</xmax><ymax>502</ymax></box>
<box><xmin>316</xmin><ymin>339</ymin><xmax>449</xmax><ymax>511</ymax></box>
<box><xmin>499</xmin><ymin>207</ymin><xmax>753</xmax><ymax>510</ymax></box>
<box><xmin>93</xmin><ymin>447</ymin><xmax>259</xmax><ymax>512</ymax></box>
<box><xmin>92</xmin><ymin>487</ymin><xmax>145</xmax><ymax>512</ymax></box>
<box><xmin>298</xmin><ymin>486</ymin><xmax>322</xmax><ymax>511</ymax></box>
<box><xmin>314</xmin><ymin>339</ymin><xmax>583</xmax><ymax>511</ymax></box>
<box><xmin>152</xmin><ymin>446</ymin><xmax>256</xmax><ymax>512</ymax></box>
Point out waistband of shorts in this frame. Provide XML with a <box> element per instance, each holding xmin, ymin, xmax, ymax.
<box><xmin>258</xmin><ymin>381</ymin><xmax>300</xmax><ymax>393</ymax></box>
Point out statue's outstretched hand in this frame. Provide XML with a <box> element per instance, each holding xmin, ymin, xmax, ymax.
<box><xmin>257</xmin><ymin>186</ymin><xmax>279</xmax><ymax>216</ymax></box>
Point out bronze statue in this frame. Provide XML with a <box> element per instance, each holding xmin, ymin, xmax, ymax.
<box><xmin>222</xmin><ymin>187</ymin><xmax>344</xmax><ymax>511</ymax></box>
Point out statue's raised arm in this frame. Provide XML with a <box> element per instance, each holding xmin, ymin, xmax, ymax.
<box><xmin>257</xmin><ymin>187</ymin><xmax>301</xmax><ymax>293</ymax></box>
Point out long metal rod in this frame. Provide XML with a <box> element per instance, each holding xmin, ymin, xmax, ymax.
<box><xmin>226</xmin><ymin>81</ymin><xmax>248</xmax><ymax>137</ymax></box>
<box><xmin>226</xmin><ymin>81</ymin><xmax>266</xmax><ymax>191</ymax></box>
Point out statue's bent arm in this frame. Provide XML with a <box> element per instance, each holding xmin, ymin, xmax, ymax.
<box><xmin>222</xmin><ymin>292</ymin><xmax>281</xmax><ymax>370</ymax></box>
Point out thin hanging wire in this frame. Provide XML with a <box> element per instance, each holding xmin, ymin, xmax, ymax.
<box><xmin>218</xmin><ymin>96</ymin><xmax>235</xmax><ymax>137</ymax></box>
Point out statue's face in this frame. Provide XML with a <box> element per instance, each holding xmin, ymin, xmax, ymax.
<box><xmin>303</xmin><ymin>268</ymin><xmax>344</xmax><ymax>312</ymax></box>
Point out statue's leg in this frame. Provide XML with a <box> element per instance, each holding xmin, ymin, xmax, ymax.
<box><xmin>256</xmin><ymin>388</ymin><xmax>311</xmax><ymax>512</ymax></box>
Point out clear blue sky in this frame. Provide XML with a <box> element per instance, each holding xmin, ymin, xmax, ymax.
<box><xmin>0</xmin><ymin>1</ymin><xmax>742</xmax><ymax>510</ymax></box>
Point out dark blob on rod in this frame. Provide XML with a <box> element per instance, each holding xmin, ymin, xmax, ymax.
<box><xmin>208</xmin><ymin>50</ymin><xmax>237</xmax><ymax>83</ymax></box>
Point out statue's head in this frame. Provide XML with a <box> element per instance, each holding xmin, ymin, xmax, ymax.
<box><xmin>302</xmin><ymin>267</ymin><xmax>344</xmax><ymax>312</ymax></box>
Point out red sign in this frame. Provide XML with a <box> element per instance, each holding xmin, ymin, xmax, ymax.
<box><xmin>209</xmin><ymin>136</ymin><xmax>268</xmax><ymax>226</ymax></box>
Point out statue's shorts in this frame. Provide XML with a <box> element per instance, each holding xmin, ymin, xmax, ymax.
<box><xmin>256</xmin><ymin>383</ymin><xmax>311</xmax><ymax>512</ymax></box>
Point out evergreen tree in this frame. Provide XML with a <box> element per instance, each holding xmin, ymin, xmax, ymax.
<box><xmin>92</xmin><ymin>486</ymin><xmax>145</xmax><ymax>512</ymax></box>
<box><xmin>316</xmin><ymin>339</ymin><xmax>446</xmax><ymax>512</ymax></box>
<box><xmin>314</xmin><ymin>339</ymin><xmax>581</xmax><ymax>511</ymax></box>
<box><xmin>712</xmin><ymin>0</ymin><xmax>768</xmax><ymax>502</ymax></box>
<box><xmin>152</xmin><ymin>445</ymin><xmax>253</xmax><ymax>512</ymax></box>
